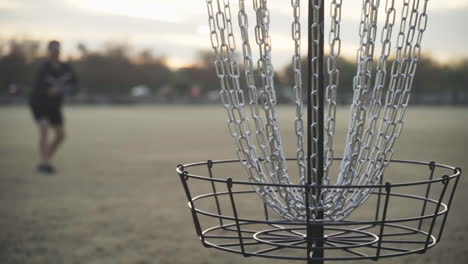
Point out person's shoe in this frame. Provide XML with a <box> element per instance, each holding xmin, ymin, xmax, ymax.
<box><xmin>37</xmin><ymin>163</ymin><xmax>56</xmax><ymax>175</ymax></box>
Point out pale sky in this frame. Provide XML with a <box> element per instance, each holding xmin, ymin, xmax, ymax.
<box><xmin>1</xmin><ymin>0</ymin><xmax>467</xmax><ymax>68</ymax></box>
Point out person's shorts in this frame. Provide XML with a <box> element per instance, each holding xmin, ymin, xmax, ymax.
<box><xmin>30</xmin><ymin>104</ymin><xmax>64</xmax><ymax>126</ymax></box>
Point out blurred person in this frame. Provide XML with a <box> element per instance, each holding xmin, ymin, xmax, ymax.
<box><xmin>29</xmin><ymin>40</ymin><xmax>78</xmax><ymax>174</ymax></box>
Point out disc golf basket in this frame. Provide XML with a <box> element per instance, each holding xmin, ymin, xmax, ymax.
<box><xmin>176</xmin><ymin>0</ymin><xmax>462</xmax><ymax>263</ymax></box>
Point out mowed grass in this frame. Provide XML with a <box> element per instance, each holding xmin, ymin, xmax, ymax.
<box><xmin>0</xmin><ymin>105</ymin><xmax>467</xmax><ymax>264</ymax></box>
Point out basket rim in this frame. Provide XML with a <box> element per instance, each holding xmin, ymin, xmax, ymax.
<box><xmin>176</xmin><ymin>158</ymin><xmax>461</xmax><ymax>189</ymax></box>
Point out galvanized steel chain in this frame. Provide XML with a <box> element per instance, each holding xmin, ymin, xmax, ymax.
<box><xmin>309</xmin><ymin>0</ymin><xmax>322</xmax><ymax>189</ymax></box>
<box><xmin>353</xmin><ymin>0</ymin><xmax>396</xmax><ymax>185</ymax></box>
<box><xmin>291</xmin><ymin>0</ymin><xmax>307</xmax><ymax>188</ymax></box>
<box><xmin>206</xmin><ymin>0</ymin><xmax>276</xmax><ymax>209</ymax></box>
<box><xmin>304</xmin><ymin>0</ymin><xmax>326</xmax><ymax>220</ymax></box>
<box><xmin>238</xmin><ymin>0</ymin><xmax>273</xmax><ymax>177</ymax></box>
<box><xmin>340</xmin><ymin>0</ymin><xmax>398</xmax><ymax>210</ymax></box>
<box><xmin>238</xmin><ymin>0</ymin><xmax>300</xmax><ymax>219</ymax></box>
<box><xmin>338</xmin><ymin>0</ymin><xmax>379</xmax><ymax>189</ymax></box>
<box><xmin>324</xmin><ymin>0</ymin><xmax>342</xmax><ymax>185</ymax></box>
<box><xmin>253</xmin><ymin>0</ymin><xmax>309</xmax><ymax>219</ymax></box>
<box><xmin>323</xmin><ymin>0</ymin><xmax>343</xmax><ymax>218</ymax></box>
<box><xmin>347</xmin><ymin>0</ymin><xmax>429</xmax><ymax>211</ymax></box>
<box><xmin>369</xmin><ymin>0</ymin><xmax>428</xmax><ymax>184</ymax></box>
<box><xmin>253</xmin><ymin>0</ymin><xmax>291</xmax><ymax>189</ymax></box>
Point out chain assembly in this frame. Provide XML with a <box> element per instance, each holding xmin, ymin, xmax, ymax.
<box><xmin>204</xmin><ymin>0</ymin><xmax>430</xmax><ymax>222</ymax></box>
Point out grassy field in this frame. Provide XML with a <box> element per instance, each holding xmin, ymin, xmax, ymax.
<box><xmin>0</xmin><ymin>105</ymin><xmax>467</xmax><ymax>264</ymax></box>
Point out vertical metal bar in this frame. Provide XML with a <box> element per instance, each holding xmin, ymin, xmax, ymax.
<box><xmin>375</xmin><ymin>182</ymin><xmax>392</xmax><ymax>260</ymax></box>
<box><xmin>423</xmin><ymin>175</ymin><xmax>450</xmax><ymax>252</ymax></box>
<box><xmin>307</xmin><ymin>1</ymin><xmax>325</xmax><ymax>183</ymax></box>
<box><xmin>177</xmin><ymin>168</ymin><xmax>206</xmax><ymax>246</ymax></box>
<box><xmin>306</xmin><ymin>0</ymin><xmax>314</xmax><ymax>262</ymax></box>
<box><xmin>305</xmin><ymin>0</ymin><xmax>314</xmax><ymax>264</ymax></box>
<box><xmin>307</xmin><ymin>0</ymin><xmax>325</xmax><ymax>263</ymax></box>
<box><xmin>263</xmin><ymin>202</ymin><xmax>270</xmax><ymax>221</ymax></box>
<box><xmin>207</xmin><ymin>160</ymin><xmax>224</xmax><ymax>228</ymax></box>
<box><xmin>317</xmin><ymin>0</ymin><xmax>325</xmax><ymax>188</ymax></box>
<box><xmin>437</xmin><ymin>168</ymin><xmax>462</xmax><ymax>241</ymax></box>
<box><xmin>305</xmin><ymin>183</ymin><xmax>313</xmax><ymax>263</ymax></box>
<box><xmin>226</xmin><ymin>178</ymin><xmax>246</xmax><ymax>256</ymax></box>
<box><xmin>374</xmin><ymin>173</ymin><xmax>385</xmax><ymax>226</ymax></box>
<box><xmin>418</xmin><ymin>161</ymin><xmax>436</xmax><ymax>230</ymax></box>
<box><xmin>307</xmin><ymin>0</ymin><xmax>313</xmax><ymax>185</ymax></box>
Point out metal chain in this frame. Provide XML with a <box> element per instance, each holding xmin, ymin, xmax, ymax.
<box><xmin>253</xmin><ymin>0</ymin><xmax>290</xmax><ymax>187</ymax></box>
<box><xmin>338</xmin><ymin>0</ymin><xmax>379</xmax><ymax>188</ymax></box>
<box><xmin>353</xmin><ymin>0</ymin><xmax>396</xmax><ymax>185</ymax></box>
<box><xmin>310</xmin><ymin>0</ymin><xmax>321</xmax><ymax>186</ymax></box>
<box><xmin>342</xmin><ymin>0</ymin><xmax>398</xmax><ymax>210</ymax></box>
<box><xmin>291</xmin><ymin>0</ymin><xmax>307</xmax><ymax>187</ymax></box>
<box><xmin>237</xmin><ymin>0</ymin><xmax>300</xmax><ymax>219</ymax></box>
<box><xmin>368</xmin><ymin>0</ymin><xmax>427</xmax><ymax>182</ymax></box>
<box><xmin>323</xmin><ymin>0</ymin><xmax>342</xmax><ymax>184</ymax></box>
<box><xmin>238</xmin><ymin>0</ymin><xmax>274</xmax><ymax>180</ymax></box>
<box><xmin>321</xmin><ymin>0</ymin><xmax>343</xmax><ymax>217</ymax></box>
<box><xmin>253</xmin><ymin>0</ymin><xmax>308</xmax><ymax>218</ymax></box>
<box><xmin>343</xmin><ymin>0</ymin><xmax>429</xmax><ymax>213</ymax></box>
<box><xmin>206</xmin><ymin>0</ymin><xmax>292</xmax><ymax>219</ymax></box>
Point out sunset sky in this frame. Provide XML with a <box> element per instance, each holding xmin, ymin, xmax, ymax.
<box><xmin>1</xmin><ymin>0</ymin><xmax>467</xmax><ymax>69</ymax></box>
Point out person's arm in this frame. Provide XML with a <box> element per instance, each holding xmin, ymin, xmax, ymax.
<box><xmin>65</xmin><ymin>63</ymin><xmax>79</xmax><ymax>96</ymax></box>
<box><xmin>32</xmin><ymin>62</ymin><xmax>48</xmax><ymax>97</ymax></box>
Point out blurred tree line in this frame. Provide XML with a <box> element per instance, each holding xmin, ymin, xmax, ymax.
<box><xmin>0</xmin><ymin>38</ymin><xmax>466</xmax><ymax>104</ymax></box>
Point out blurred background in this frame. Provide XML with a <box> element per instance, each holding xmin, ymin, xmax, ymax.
<box><xmin>0</xmin><ymin>0</ymin><xmax>467</xmax><ymax>105</ymax></box>
<box><xmin>0</xmin><ymin>1</ymin><xmax>467</xmax><ymax>264</ymax></box>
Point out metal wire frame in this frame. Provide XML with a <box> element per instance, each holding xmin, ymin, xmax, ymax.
<box><xmin>176</xmin><ymin>158</ymin><xmax>461</xmax><ymax>262</ymax></box>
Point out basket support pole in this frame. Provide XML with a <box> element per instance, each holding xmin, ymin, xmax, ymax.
<box><xmin>307</xmin><ymin>0</ymin><xmax>325</xmax><ymax>263</ymax></box>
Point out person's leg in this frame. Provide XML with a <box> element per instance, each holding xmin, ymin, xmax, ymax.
<box><xmin>31</xmin><ymin>103</ymin><xmax>51</xmax><ymax>166</ymax></box>
<box><xmin>47</xmin><ymin>125</ymin><xmax>65</xmax><ymax>160</ymax></box>
<box><xmin>45</xmin><ymin>105</ymin><xmax>65</xmax><ymax>165</ymax></box>
<box><xmin>37</xmin><ymin>119</ymin><xmax>50</xmax><ymax>165</ymax></box>
<box><xmin>35</xmin><ymin>118</ymin><xmax>57</xmax><ymax>174</ymax></box>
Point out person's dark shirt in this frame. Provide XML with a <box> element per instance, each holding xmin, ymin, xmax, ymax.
<box><xmin>29</xmin><ymin>60</ymin><xmax>78</xmax><ymax>106</ymax></box>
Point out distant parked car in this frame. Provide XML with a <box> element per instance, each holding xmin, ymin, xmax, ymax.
<box><xmin>130</xmin><ymin>85</ymin><xmax>150</xmax><ymax>97</ymax></box>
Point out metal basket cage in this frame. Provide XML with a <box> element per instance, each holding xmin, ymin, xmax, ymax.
<box><xmin>176</xmin><ymin>158</ymin><xmax>461</xmax><ymax>262</ymax></box>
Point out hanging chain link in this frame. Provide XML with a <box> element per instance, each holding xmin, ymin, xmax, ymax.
<box><xmin>291</xmin><ymin>0</ymin><xmax>307</xmax><ymax>187</ymax></box>
<box><xmin>368</xmin><ymin>0</ymin><xmax>427</xmax><ymax>181</ymax></box>
<box><xmin>321</xmin><ymin>0</ymin><xmax>343</xmax><ymax>217</ymax></box>
<box><xmin>340</xmin><ymin>0</ymin><xmax>398</xmax><ymax>211</ymax></box>
<box><xmin>240</xmin><ymin>0</ymin><xmax>305</xmax><ymax>219</ymax></box>
<box><xmin>338</xmin><ymin>0</ymin><xmax>379</xmax><ymax>188</ymax></box>
<box><xmin>206</xmin><ymin>0</ymin><xmax>287</xmax><ymax>218</ymax></box>
<box><xmin>353</xmin><ymin>0</ymin><xmax>396</xmax><ymax>185</ymax></box>
<box><xmin>341</xmin><ymin>0</ymin><xmax>430</xmax><ymax>213</ymax></box>
<box><xmin>324</xmin><ymin>0</ymin><xmax>342</xmax><ymax>184</ymax></box>
<box><xmin>238</xmin><ymin>0</ymin><xmax>273</xmax><ymax>179</ymax></box>
<box><xmin>253</xmin><ymin>0</ymin><xmax>290</xmax><ymax>189</ymax></box>
<box><xmin>310</xmin><ymin>0</ymin><xmax>321</xmax><ymax>188</ymax></box>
